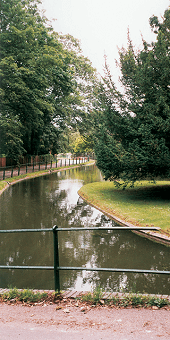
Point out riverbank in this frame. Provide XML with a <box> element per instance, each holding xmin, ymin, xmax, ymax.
<box><xmin>78</xmin><ymin>181</ymin><xmax>170</xmax><ymax>246</ymax></box>
<box><xmin>0</xmin><ymin>160</ymin><xmax>95</xmax><ymax>196</ymax></box>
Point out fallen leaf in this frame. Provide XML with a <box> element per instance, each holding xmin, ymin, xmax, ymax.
<box><xmin>63</xmin><ymin>308</ymin><xmax>70</xmax><ymax>313</ymax></box>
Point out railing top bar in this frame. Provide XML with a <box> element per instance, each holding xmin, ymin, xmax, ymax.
<box><xmin>54</xmin><ymin>227</ymin><xmax>160</xmax><ymax>231</ymax></box>
<box><xmin>57</xmin><ymin>266</ymin><xmax>170</xmax><ymax>275</ymax></box>
<box><xmin>0</xmin><ymin>228</ymin><xmax>52</xmax><ymax>233</ymax></box>
<box><xmin>0</xmin><ymin>265</ymin><xmax>169</xmax><ymax>275</ymax></box>
<box><xmin>0</xmin><ymin>265</ymin><xmax>54</xmax><ymax>270</ymax></box>
<box><xmin>0</xmin><ymin>226</ymin><xmax>160</xmax><ymax>233</ymax></box>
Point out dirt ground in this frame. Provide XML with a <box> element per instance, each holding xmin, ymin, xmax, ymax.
<box><xmin>0</xmin><ymin>298</ymin><xmax>170</xmax><ymax>340</ymax></box>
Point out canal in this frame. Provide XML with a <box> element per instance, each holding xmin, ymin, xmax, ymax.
<box><xmin>0</xmin><ymin>164</ymin><xmax>169</xmax><ymax>294</ymax></box>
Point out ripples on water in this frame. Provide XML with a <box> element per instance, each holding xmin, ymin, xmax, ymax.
<box><xmin>0</xmin><ymin>165</ymin><xmax>170</xmax><ymax>294</ymax></box>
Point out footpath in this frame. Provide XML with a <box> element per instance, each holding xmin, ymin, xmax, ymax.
<box><xmin>0</xmin><ymin>289</ymin><xmax>170</xmax><ymax>340</ymax></box>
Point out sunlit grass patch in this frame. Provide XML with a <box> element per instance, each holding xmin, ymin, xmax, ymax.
<box><xmin>78</xmin><ymin>180</ymin><xmax>170</xmax><ymax>235</ymax></box>
<box><xmin>0</xmin><ymin>181</ymin><xmax>7</xmax><ymax>191</ymax></box>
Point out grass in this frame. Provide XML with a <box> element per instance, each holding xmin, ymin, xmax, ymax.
<box><xmin>1</xmin><ymin>287</ymin><xmax>169</xmax><ymax>308</ymax></box>
<box><xmin>79</xmin><ymin>287</ymin><xmax>170</xmax><ymax>308</ymax></box>
<box><xmin>0</xmin><ymin>181</ymin><xmax>7</xmax><ymax>191</ymax></box>
<box><xmin>78</xmin><ymin>180</ymin><xmax>170</xmax><ymax>236</ymax></box>
<box><xmin>80</xmin><ymin>286</ymin><xmax>103</xmax><ymax>305</ymax></box>
<box><xmin>0</xmin><ymin>288</ymin><xmax>48</xmax><ymax>303</ymax></box>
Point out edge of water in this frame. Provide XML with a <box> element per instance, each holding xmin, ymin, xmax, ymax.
<box><xmin>78</xmin><ymin>192</ymin><xmax>170</xmax><ymax>247</ymax></box>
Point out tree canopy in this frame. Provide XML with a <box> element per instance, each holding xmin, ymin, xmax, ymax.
<box><xmin>0</xmin><ymin>0</ymin><xmax>97</xmax><ymax>162</ymax></box>
<box><xmin>94</xmin><ymin>7</ymin><xmax>170</xmax><ymax>186</ymax></box>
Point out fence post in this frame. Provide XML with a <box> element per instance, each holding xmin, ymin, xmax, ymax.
<box><xmin>60</xmin><ymin>159</ymin><xmax>62</xmax><ymax>167</ymax></box>
<box><xmin>53</xmin><ymin>226</ymin><xmax>60</xmax><ymax>292</ymax></box>
<box><xmin>51</xmin><ymin>160</ymin><xmax>53</xmax><ymax>168</ymax></box>
<box><xmin>65</xmin><ymin>159</ymin><xmax>66</xmax><ymax>166</ymax></box>
<box><xmin>45</xmin><ymin>161</ymin><xmax>47</xmax><ymax>170</ymax></box>
<box><xmin>11</xmin><ymin>167</ymin><xmax>13</xmax><ymax>178</ymax></box>
<box><xmin>39</xmin><ymin>162</ymin><xmax>40</xmax><ymax>171</ymax></box>
<box><xmin>3</xmin><ymin>168</ymin><xmax>5</xmax><ymax>180</ymax></box>
<box><xmin>26</xmin><ymin>163</ymin><xmax>28</xmax><ymax>173</ymax></box>
<box><xmin>56</xmin><ymin>157</ymin><xmax>57</xmax><ymax>168</ymax></box>
<box><xmin>33</xmin><ymin>161</ymin><xmax>34</xmax><ymax>172</ymax></box>
<box><xmin>69</xmin><ymin>159</ymin><xmax>70</xmax><ymax>166</ymax></box>
<box><xmin>18</xmin><ymin>166</ymin><xmax>20</xmax><ymax>176</ymax></box>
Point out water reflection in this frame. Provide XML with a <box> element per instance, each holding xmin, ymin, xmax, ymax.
<box><xmin>0</xmin><ymin>165</ymin><xmax>169</xmax><ymax>294</ymax></box>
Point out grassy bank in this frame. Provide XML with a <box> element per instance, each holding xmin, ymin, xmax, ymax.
<box><xmin>78</xmin><ymin>180</ymin><xmax>170</xmax><ymax>237</ymax></box>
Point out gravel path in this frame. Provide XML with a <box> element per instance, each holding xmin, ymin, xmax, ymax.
<box><xmin>0</xmin><ymin>300</ymin><xmax>170</xmax><ymax>339</ymax></box>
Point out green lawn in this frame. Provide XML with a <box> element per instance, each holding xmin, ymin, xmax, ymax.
<box><xmin>78</xmin><ymin>181</ymin><xmax>170</xmax><ymax>237</ymax></box>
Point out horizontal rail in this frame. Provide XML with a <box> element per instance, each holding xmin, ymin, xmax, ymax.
<box><xmin>57</xmin><ymin>267</ymin><xmax>170</xmax><ymax>275</ymax></box>
<box><xmin>1</xmin><ymin>224</ymin><xmax>168</xmax><ymax>292</ymax></box>
<box><xmin>0</xmin><ymin>228</ymin><xmax>52</xmax><ymax>233</ymax></box>
<box><xmin>54</xmin><ymin>227</ymin><xmax>160</xmax><ymax>231</ymax></box>
<box><xmin>0</xmin><ymin>265</ymin><xmax>53</xmax><ymax>270</ymax></box>
<box><xmin>0</xmin><ymin>265</ymin><xmax>169</xmax><ymax>275</ymax></box>
<box><xmin>0</xmin><ymin>226</ymin><xmax>160</xmax><ymax>233</ymax></box>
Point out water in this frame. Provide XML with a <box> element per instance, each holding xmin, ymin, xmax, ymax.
<box><xmin>0</xmin><ymin>165</ymin><xmax>169</xmax><ymax>294</ymax></box>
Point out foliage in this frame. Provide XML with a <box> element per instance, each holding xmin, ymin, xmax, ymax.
<box><xmin>0</xmin><ymin>114</ymin><xmax>25</xmax><ymax>163</ymax></box>
<box><xmin>0</xmin><ymin>0</ymin><xmax>97</xmax><ymax>162</ymax></box>
<box><xmin>94</xmin><ymin>8</ymin><xmax>170</xmax><ymax>185</ymax></box>
<box><xmin>72</xmin><ymin>133</ymin><xmax>94</xmax><ymax>155</ymax></box>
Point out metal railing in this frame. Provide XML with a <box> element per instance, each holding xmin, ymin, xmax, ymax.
<box><xmin>0</xmin><ymin>157</ymin><xmax>89</xmax><ymax>180</ymax></box>
<box><xmin>0</xmin><ymin>225</ymin><xmax>170</xmax><ymax>292</ymax></box>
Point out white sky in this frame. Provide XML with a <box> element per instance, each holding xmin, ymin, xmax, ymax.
<box><xmin>40</xmin><ymin>0</ymin><xmax>170</xmax><ymax>79</ymax></box>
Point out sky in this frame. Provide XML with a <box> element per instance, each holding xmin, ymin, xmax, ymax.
<box><xmin>40</xmin><ymin>0</ymin><xmax>170</xmax><ymax>80</ymax></box>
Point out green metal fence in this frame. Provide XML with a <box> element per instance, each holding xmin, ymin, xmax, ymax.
<box><xmin>0</xmin><ymin>225</ymin><xmax>170</xmax><ymax>292</ymax></box>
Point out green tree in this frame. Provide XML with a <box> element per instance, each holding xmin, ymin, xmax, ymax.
<box><xmin>0</xmin><ymin>0</ymin><xmax>73</xmax><ymax>160</ymax></box>
<box><xmin>72</xmin><ymin>133</ymin><xmax>94</xmax><ymax>155</ymax></box>
<box><xmin>0</xmin><ymin>0</ymin><xmax>97</xmax><ymax>162</ymax></box>
<box><xmin>55</xmin><ymin>34</ymin><xmax>98</xmax><ymax>139</ymax></box>
<box><xmin>95</xmin><ymin>7</ymin><xmax>170</xmax><ymax>186</ymax></box>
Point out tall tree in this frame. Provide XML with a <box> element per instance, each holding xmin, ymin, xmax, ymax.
<box><xmin>95</xmin><ymin>7</ymin><xmax>170</xmax><ymax>186</ymax></box>
<box><xmin>0</xmin><ymin>0</ymin><xmax>97</xmax><ymax>161</ymax></box>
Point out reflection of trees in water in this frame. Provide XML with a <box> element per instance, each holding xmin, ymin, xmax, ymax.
<box><xmin>84</xmin><ymin>228</ymin><xmax>170</xmax><ymax>294</ymax></box>
<box><xmin>0</xmin><ymin>169</ymin><xmax>98</xmax><ymax>231</ymax></box>
<box><xmin>0</xmin><ymin>166</ymin><xmax>169</xmax><ymax>293</ymax></box>
<box><xmin>79</xmin><ymin>271</ymin><xmax>170</xmax><ymax>295</ymax></box>
<box><xmin>0</xmin><ymin>231</ymin><xmax>55</xmax><ymax>289</ymax></box>
<box><xmin>59</xmin><ymin>226</ymin><xmax>170</xmax><ymax>294</ymax></box>
<box><xmin>0</xmin><ymin>166</ymin><xmax>104</xmax><ymax>289</ymax></box>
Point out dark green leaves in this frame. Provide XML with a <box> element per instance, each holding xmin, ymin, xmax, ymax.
<box><xmin>94</xmin><ymin>8</ymin><xmax>170</xmax><ymax>186</ymax></box>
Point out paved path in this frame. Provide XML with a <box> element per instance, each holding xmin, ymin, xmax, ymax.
<box><xmin>0</xmin><ymin>290</ymin><xmax>170</xmax><ymax>339</ymax></box>
<box><xmin>0</xmin><ymin>301</ymin><xmax>170</xmax><ymax>339</ymax></box>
